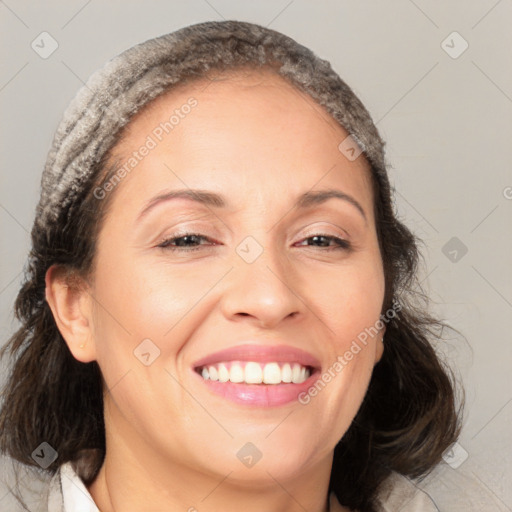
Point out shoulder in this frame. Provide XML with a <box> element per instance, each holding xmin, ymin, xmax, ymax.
<box><xmin>1</xmin><ymin>448</ymin><xmax>103</xmax><ymax>512</ymax></box>
<box><xmin>374</xmin><ymin>464</ymin><xmax>512</xmax><ymax>512</ymax></box>
<box><xmin>411</xmin><ymin>462</ymin><xmax>512</xmax><ymax>511</ymax></box>
<box><xmin>0</xmin><ymin>454</ymin><xmax>59</xmax><ymax>512</ymax></box>
<box><xmin>374</xmin><ymin>472</ymin><xmax>439</xmax><ymax>511</ymax></box>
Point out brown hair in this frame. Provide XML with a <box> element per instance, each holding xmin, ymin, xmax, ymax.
<box><xmin>0</xmin><ymin>20</ymin><xmax>463</xmax><ymax>512</ymax></box>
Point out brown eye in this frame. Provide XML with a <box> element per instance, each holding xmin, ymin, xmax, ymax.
<box><xmin>157</xmin><ymin>233</ymin><xmax>215</xmax><ymax>252</ymax></box>
<box><xmin>296</xmin><ymin>234</ymin><xmax>351</xmax><ymax>251</ymax></box>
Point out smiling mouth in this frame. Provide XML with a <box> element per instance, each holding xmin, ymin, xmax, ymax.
<box><xmin>195</xmin><ymin>361</ymin><xmax>314</xmax><ymax>385</ymax></box>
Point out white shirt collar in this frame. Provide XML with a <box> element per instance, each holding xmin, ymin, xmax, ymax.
<box><xmin>59</xmin><ymin>462</ymin><xmax>99</xmax><ymax>512</ymax></box>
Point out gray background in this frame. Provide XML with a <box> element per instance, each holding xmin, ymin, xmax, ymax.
<box><xmin>1</xmin><ymin>0</ymin><xmax>511</xmax><ymax>509</ymax></box>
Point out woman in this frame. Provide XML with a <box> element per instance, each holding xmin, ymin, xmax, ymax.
<box><xmin>0</xmin><ymin>20</ymin><xmax>461</xmax><ymax>512</ymax></box>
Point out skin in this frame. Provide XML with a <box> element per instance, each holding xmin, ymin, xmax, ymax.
<box><xmin>46</xmin><ymin>68</ymin><xmax>385</xmax><ymax>512</ymax></box>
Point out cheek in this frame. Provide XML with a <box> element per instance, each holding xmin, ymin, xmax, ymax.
<box><xmin>302</xmin><ymin>254</ymin><xmax>384</xmax><ymax>422</ymax></box>
<box><xmin>90</xmin><ymin>250</ymin><xmax>222</xmax><ymax>377</ymax></box>
<box><xmin>312</xmin><ymin>255</ymin><xmax>385</xmax><ymax>340</ymax></box>
<box><xmin>89</xmin><ymin>255</ymin><xmax>200</xmax><ymax>426</ymax></box>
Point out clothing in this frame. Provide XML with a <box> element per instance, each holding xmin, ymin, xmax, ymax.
<box><xmin>0</xmin><ymin>456</ymin><xmax>438</xmax><ymax>511</ymax></box>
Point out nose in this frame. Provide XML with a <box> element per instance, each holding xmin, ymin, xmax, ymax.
<box><xmin>220</xmin><ymin>245</ymin><xmax>303</xmax><ymax>329</ymax></box>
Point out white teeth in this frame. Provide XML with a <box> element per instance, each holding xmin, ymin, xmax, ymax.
<box><xmin>218</xmin><ymin>363</ymin><xmax>229</xmax><ymax>383</ymax></box>
<box><xmin>229</xmin><ymin>363</ymin><xmax>244</xmax><ymax>383</ymax></box>
<box><xmin>208</xmin><ymin>365</ymin><xmax>218</xmax><ymax>381</ymax></box>
<box><xmin>281</xmin><ymin>363</ymin><xmax>292</xmax><ymax>383</ymax></box>
<box><xmin>244</xmin><ymin>362</ymin><xmax>263</xmax><ymax>384</ymax></box>
<box><xmin>263</xmin><ymin>362</ymin><xmax>281</xmax><ymax>384</ymax></box>
<box><xmin>200</xmin><ymin>361</ymin><xmax>311</xmax><ymax>384</ymax></box>
<box><xmin>291</xmin><ymin>363</ymin><xmax>302</xmax><ymax>384</ymax></box>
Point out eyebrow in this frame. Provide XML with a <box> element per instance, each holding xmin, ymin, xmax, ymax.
<box><xmin>137</xmin><ymin>188</ymin><xmax>367</xmax><ymax>223</ymax></box>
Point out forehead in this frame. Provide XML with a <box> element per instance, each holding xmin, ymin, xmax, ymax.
<box><xmin>118</xmin><ymin>66</ymin><xmax>364</xmax><ymax>158</ymax></box>
<box><xmin>103</xmin><ymin>66</ymin><xmax>374</xmax><ymax>218</ymax></box>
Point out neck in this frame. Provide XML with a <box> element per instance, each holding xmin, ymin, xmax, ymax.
<box><xmin>88</xmin><ymin>464</ymin><xmax>335</xmax><ymax>512</ymax></box>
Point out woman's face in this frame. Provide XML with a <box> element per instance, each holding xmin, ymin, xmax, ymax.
<box><xmin>84</xmin><ymin>69</ymin><xmax>385</xmax><ymax>484</ymax></box>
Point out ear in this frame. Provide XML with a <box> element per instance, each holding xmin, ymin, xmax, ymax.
<box><xmin>45</xmin><ymin>265</ymin><xmax>97</xmax><ymax>363</ymax></box>
<box><xmin>374</xmin><ymin>324</ymin><xmax>386</xmax><ymax>364</ymax></box>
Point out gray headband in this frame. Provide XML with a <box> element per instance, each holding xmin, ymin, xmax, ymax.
<box><xmin>35</xmin><ymin>19</ymin><xmax>388</xmax><ymax>233</ymax></box>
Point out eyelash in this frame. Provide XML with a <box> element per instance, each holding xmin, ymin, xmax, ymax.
<box><xmin>156</xmin><ymin>232</ymin><xmax>351</xmax><ymax>252</ymax></box>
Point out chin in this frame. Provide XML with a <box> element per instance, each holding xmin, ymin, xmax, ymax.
<box><xmin>199</xmin><ymin>430</ymin><xmax>323</xmax><ymax>485</ymax></box>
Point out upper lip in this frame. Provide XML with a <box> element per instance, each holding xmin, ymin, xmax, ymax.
<box><xmin>192</xmin><ymin>343</ymin><xmax>322</xmax><ymax>370</ymax></box>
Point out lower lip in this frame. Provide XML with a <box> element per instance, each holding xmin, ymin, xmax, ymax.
<box><xmin>193</xmin><ymin>369</ymin><xmax>319</xmax><ymax>407</ymax></box>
